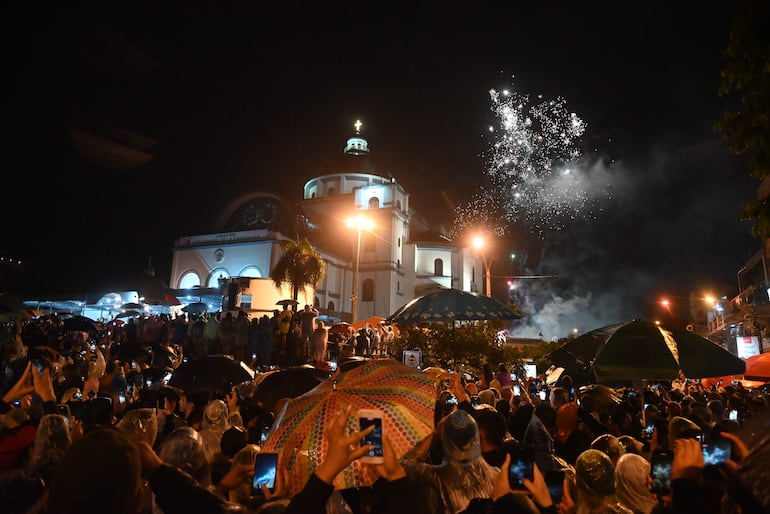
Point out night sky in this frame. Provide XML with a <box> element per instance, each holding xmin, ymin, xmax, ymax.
<box><xmin>4</xmin><ymin>2</ymin><xmax>760</xmax><ymax>337</ymax></box>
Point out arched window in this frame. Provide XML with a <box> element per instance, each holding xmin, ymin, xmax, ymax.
<box><xmin>327</xmin><ymin>301</ymin><xmax>335</xmax><ymax>311</ymax></box>
<box><xmin>434</xmin><ymin>258</ymin><xmax>444</xmax><ymax>276</ymax></box>
<box><xmin>362</xmin><ymin>279</ymin><xmax>374</xmax><ymax>302</ymax></box>
<box><xmin>239</xmin><ymin>266</ymin><xmax>262</xmax><ymax>278</ymax></box>
<box><xmin>178</xmin><ymin>271</ymin><xmax>201</xmax><ymax>289</ymax></box>
<box><xmin>368</xmin><ymin>196</ymin><xmax>380</xmax><ymax>209</ymax></box>
<box><xmin>208</xmin><ymin>269</ymin><xmax>230</xmax><ymax>288</ymax></box>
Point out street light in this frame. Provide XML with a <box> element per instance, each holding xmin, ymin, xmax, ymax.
<box><xmin>472</xmin><ymin>235</ymin><xmax>492</xmax><ymax>297</ymax></box>
<box><xmin>346</xmin><ymin>214</ymin><xmax>374</xmax><ymax>323</ymax></box>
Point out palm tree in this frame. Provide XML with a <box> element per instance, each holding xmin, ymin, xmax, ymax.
<box><xmin>270</xmin><ymin>238</ymin><xmax>327</xmax><ymax>308</ymax></box>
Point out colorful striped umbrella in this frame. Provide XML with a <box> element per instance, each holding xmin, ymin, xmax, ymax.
<box><xmin>261</xmin><ymin>358</ymin><xmax>437</xmax><ymax>495</ymax></box>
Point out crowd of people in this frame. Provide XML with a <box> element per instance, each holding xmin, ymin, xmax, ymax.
<box><xmin>1</xmin><ymin>312</ymin><xmax>769</xmax><ymax>514</ymax></box>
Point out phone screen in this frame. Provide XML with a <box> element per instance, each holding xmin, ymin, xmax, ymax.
<box><xmin>728</xmin><ymin>409</ymin><xmax>739</xmax><ymax>421</ymax></box>
<box><xmin>702</xmin><ymin>439</ymin><xmax>732</xmax><ymax>465</ymax></box>
<box><xmin>508</xmin><ymin>446</ymin><xmax>534</xmax><ymax>488</ymax></box>
<box><xmin>359</xmin><ymin>414</ymin><xmax>384</xmax><ymax>460</ymax></box>
<box><xmin>643</xmin><ymin>422</ymin><xmax>655</xmax><ymax>440</ymax></box>
<box><xmin>513</xmin><ymin>384</ymin><xmax>521</xmax><ymax>396</ymax></box>
<box><xmin>538</xmin><ymin>390</ymin><xmax>547</xmax><ymax>401</ymax></box>
<box><xmin>252</xmin><ymin>453</ymin><xmax>278</xmax><ymax>495</ymax></box>
<box><xmin>57</xmin><ymin>404</ymin><xmax>72</xmax><ymax>427</ymax></box>
<box><xmin>650</xmin><ymin>450</ymin><xmax>673</xmax><ymax>495</ymax></box>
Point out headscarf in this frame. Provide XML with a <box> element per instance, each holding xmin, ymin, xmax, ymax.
<box><xmin>29</xmin><ymin>414</ymin><xmax>71</xmax><ymax>483</ymax></box>
<box><xmin>615</xmin><ymin>453</ymin><xmax>657</xmax><ymax>514</ymax></box>
<box><xmin>200</xmin><ymin>399</ymin><xmax>230</xmax><ymax>462</ymax></box>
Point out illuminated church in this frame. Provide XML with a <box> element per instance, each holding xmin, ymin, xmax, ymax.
<box><xmin>168</xmin><ymin>122</ymin><xmax>481</xmax><ymax>321</ymax></box>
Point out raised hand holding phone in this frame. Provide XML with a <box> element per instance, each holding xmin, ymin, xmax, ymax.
<box><xmin>315</xmin><ymin>403</ymin><xmax>374</xmax><ymax>485</ymax></box>
<box><xmin>358</xmin><ymin>409</ymin><xmax>384</xmax><ymax>464</ymax></box>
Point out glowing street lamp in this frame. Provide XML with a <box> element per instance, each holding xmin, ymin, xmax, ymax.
<box><xmin>472</xmin><ymin>235</ymin><xmax>493</xmax><ymax>297</ymax></box>
<box><xmin>346</xmin><ymin>214</ymin><xmax>374</xmax><ymax>323</ymax></box>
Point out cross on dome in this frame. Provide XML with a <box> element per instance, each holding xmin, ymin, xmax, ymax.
<box><xmin>354</xmin><ymin>119</ymin><xmax>362</xmax><ymax>133</ymax></box>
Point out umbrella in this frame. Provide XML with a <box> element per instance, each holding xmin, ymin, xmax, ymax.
<box><xmin>168</xmin><ymin>355</ymin><xmax>254</xmax><ymax>393</ymax></box>
<box><xmin>421</xmin><ymin>366</ymin><xmax>449</xmax><ymax>380</ymax></box>
<box><xmin>261</xmin><ymin>358</ymin><xmax>436</xmax><ymax>496</ymax></box>
<box><xmin>276</xmin><ymin>299</ymin><xmax>299</xmax><ymax>307</ymax></box>
<box><xmin>249</xmin><ymin>365</ymin><xmax>331</xmax><ymax>413</ymax></box>
<box><xmin>548</xmin><ymin>319</ymin><xmax>747</xmax><ymax>383</ymax></box>
<box><xmin>386</xmin><ymin>288</ymin><xmax>521</xmax><ymax>323</ymax></box>
<box><xmin>115</xmin><ymin>310</ymin><xmax>142</xmax><ymax>319</ymax></box>
<box><xmin>743</xmin><ymin>353</ymin><xmax>770</xmax><ymax>381</ymax></box>
<box><xmin>62</xmin><ymin>315</ymin><xmax>101</xmax><ymax>333</ymax></box>
<box><xmin>700</xmin><ymin>375</ymin><xmax>766</xmax><ymax>390</ymax></box>
<box><xmin>181</xmin><ymin>302</ymin><xmax>208</xmax><ymax>314</ymax></box>
<box><xmin>121</xmin><ymin>302</ymin><xmax>145</xmax><ymax>310</ymax></box>
<box><xmin>329</xmin><ymin>322</ymin><xmax>353</xmax><ymax>337</ymax></box>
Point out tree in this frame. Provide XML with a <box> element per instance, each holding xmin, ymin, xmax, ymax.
<box><xmin>716</xmin><ymin>0</ymin><xmax>770</xmax><ymax>238</ymax></box>
<box><xmin>269</xmin><ymin>238</ymin><xmax>327</xmax><ymax>307</ymax></box>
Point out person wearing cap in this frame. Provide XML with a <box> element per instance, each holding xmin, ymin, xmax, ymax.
<box><xmin>400</xmin><ymin>409</ymin><xmax>500</xmax><ymax>513</ymax></box>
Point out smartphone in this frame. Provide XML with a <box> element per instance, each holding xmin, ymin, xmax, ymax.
<box><xmin>57</xmin><ymin>404</ymin><xmax>72</xmax><ymax>427</ymax></box>
<box><xmin>728</xmin><ymin>409</ymin><xmax>739</xmax><ymax>421</ymax></box>
<box><xmin>702</xmin><ymin>439</ymin><xmax>732</xmax><ymax>465</ymax></box>
<box><xmin>642</xmin><ymin>422</ymin><xmax>655</xmax><ymax>440</ymax></box>
<box><xmin>252</xmin><ymin>452</ymin><xmax>278</xmax><ymax>495</ymax></box>
<box><xmin>445</xmin><ymin>395</ymin><xmax>458</xmax><ymax>406</ymax></box>
<box><xmin>11</xmin><ymin>400</ymin><xmax>21</xmax><ymax>408</ymax></box>
<box><xmin>650</xmin><ymin>449</ymin><xmax>673</xmax><ymax>495</ymax></box>
<box><xmin>358</xmin><ymin>409</ymin><xmax>384</xmax><ymax>464</ymax></box>
<box><xmin>470</xmin><ymin>395</ymin><xmax>481</xmax><ymax>408</ymax></box>
<box><xmin>508</xmin><ymin>445</ymin><xmax>535</xmax><ymax>489</ymax></box>
<box><xmin>259</xmin><ymin>424</ymin><xmax>271</xmax><ymax>445</ymax></box>
<box><xmin>118</xmin><ymin>392</ymin><xmax>127</xmax><ymax>405</ymax></box>
<box><xmin>513</xmin><ymin>384</ymin><xmax>521</xmax><ymax>396</ymax></box>
<box><xmin>538</xmin><ymin>390</ymin><xmax>547</xmax><ymax>401</ymax></box>
<box><xmin>543</xmin><ymin>469</ymin><xmax>565</xmax><ymax>504</ymax></box>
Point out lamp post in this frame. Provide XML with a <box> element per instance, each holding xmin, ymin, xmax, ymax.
<box><xmin>346</xmin><ymin>214</ymin><xmax>374</xmax><ymax>323</ymax></box>
<box><xmin>472</xmin><ymin>235</ymin><xmax>492</xmax><ymax>297</ymax></box>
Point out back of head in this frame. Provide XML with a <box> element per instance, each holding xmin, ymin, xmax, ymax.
<box><xmin>441</xmin><ymin>409</ymin><xmax>481</xmax><ymax>464</ymax></box>
<box><xmin>220</xmin><ymin>425</ymin><xmax>248</xmax><ymax>458</ymax></box>
<box><xmin>203</xmin><ymin>399</ymin><xmax>230</xmax><ymax>431</ymax></box>
<box><xmin>471</xmin><ymin>407</ymin><xmax>508</xmax><ymax>447</ymax></box>
<box><xmin>667</xmin><ymin>415</ymin><xmax>702</xmax><ymax>443</ymax></box>
<box><xmin>116</xmin><ymin>407</ymin><xmax>159</xmax><ymax>447</ymax></box>
<box><xmin>615</xmin><ymin>452</ymin><xmax>657</xmax><ymax>514</ymax></box>
<box><xmin>159</xmin><ymin>426</ymin><xmax>211</xmax><ymax>486</ymax></box>
<box><xmin>478</xmin><ymin>389</ymin><xmax>497</xmax><ymax>407</ymax></box>
<box><xmin>590</xmin><ymin>434</ymin><xmax>625</xmax><ymax>465</ymax></box>
<box><xmin>575</xmin><ymin>449</ymin><xmax>616</xmax><ymax>498</ymax></box>
<box><xmin>556</xmin><ymin>403</ymin><xmax>580</xmax><ymax>438</ymax></box>
<box><xmin>48</xmin><ymin>428</ymin><xmax>141</xmax><ymax>514</ymax></box>
<box><xmin>31</xmin><ymin>414</ymin><xmax>71</xmax><ymax>466</ymax></box>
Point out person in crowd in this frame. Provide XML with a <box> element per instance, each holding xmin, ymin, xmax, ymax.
<box><xmin>310</xmin><ymin>321</ymin><xmax>329</xmax><ymax>366</ymax></box>
<box><xmin>200</xmin><ymin>399</ymin><xmax>232</xmax><ymax>464</ymax></box>
<box><xmin>277</xmin><ymin>306</ymin><xmax>293</xmax><ymax>358</ymax></box>
<box><xmin>591</xmin><ymin>433</ymin><xmax>625</xmax><ymax>466</ymax></box>
<box><xmin>220</xmin><ymin>312</ymin><xmax>236</xmax><ymax>357</ymax></box>
<box><xmin>554</xmin><ymin>403</ymin><xmax>593</xmax><ymax>465</ymax></box>
<box><xmin>549</xmin><ymin>386</ymin><xmax>571</xmax><ymax>411</ymax></box>
<box><xmin>479</xmin><ymin>363</ymin><xmax>494</xmax><ymax>390</ymax></box>
<box><xmin>400</xmin><ymin>409</ymin><xmax>499</xmax><ymax>513</ymax></box>
<box><xmin>561</xmin><ymin>448</ymin><xmax>633</xmax><ymax>513</ymax></box>
<box><xmin>190</xmin><ymin>314</ymin><xmax>208</xmax><ymax>357</ymax></box>
<box><xmin>178</xmin><ymin>390</ymin><xmax>206</xmax><ymax>431</ymax></box>
<box><xmin>233</xmin><ymin>311</ymin><xmax>250</xmax><ymax>363</ymax></box>
<box><xmin>204</xmin><ymin>313</ymin><xmax>222</xmax><ymax>356</ymax></box>
<box><xmin>257</xmin><ymin>315</ymin><xmax>274</xmax><ymax>368</ymax></box>
<box><xmin>615</xmin><ymin>452</ymin><xmax>658</xmax><ymax>514</ymax></box>
<box><xmin>472</xmin><ymin>405</ymin><xmax>518</xmax><ymax>467</ymax></box>
<box><xmin>299</xmin><ymin>305</ymin><xmax>319</xmax><ymax>362</ymax></box>
<box><xmin>495</xmin><ymin>363</ymin><xmax>512</xmax><ymax>387</ymax></box>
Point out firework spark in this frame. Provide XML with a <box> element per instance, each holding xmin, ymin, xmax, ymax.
<box><xmin>455</xmin><ymin>83</ymin><xmax>599</xmax><ymax>238</ymax></box>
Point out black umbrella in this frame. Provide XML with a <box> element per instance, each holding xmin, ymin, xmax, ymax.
<box><xmin>386</xmin><ymin>288</ymin><xmax>521</xmax><ymax>323</ymax></box>
<box><xmin>168</xmin><ymin>355</ymin><xmax>254</xmax><ymax>393</ymax></box>
<box><xmin>276</xmin><ymin>299</ymin><xmax>299</xmax><ymax>307</ymax></box>
<box><xmin>249</xmin><ymin>365</ymin><xmax>329</xmax><ymax>413</ymax></box>
<box><xmin>62</xmin><ymin>315</ymin><xmax>101</xmax><ymax>333</ymax></box>
<box><xmin>548</xmin><ymin>319</ymin><xmax>746</xmax><ymax>383</ymax></box>
<box><xmin>182</xmin><ymin>302</ymin><xmax>208</xmax><ymax>314</ymax></box>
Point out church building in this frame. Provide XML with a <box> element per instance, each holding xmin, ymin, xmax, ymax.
<box><xmin>168</xmin><ymin>122</ymin><xmax>481</xmax><ymax>322</ymax></box>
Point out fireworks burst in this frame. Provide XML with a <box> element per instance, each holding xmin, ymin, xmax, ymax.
<box><xmin>454</xmin><ymin>83</ymin><xmax>598</xmax><ymax>238</ymax></box>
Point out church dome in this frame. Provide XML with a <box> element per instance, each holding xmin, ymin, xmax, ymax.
<box><xmin>217</xmin><ymin>191</ymin><xmax>308</xmax><ymax>237</ymax></box>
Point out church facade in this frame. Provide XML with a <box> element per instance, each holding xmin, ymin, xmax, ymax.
<box><xmin>168</xmin><ymin>124</ymin><xmax>481</xmax><ymax>322</ymax></box>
